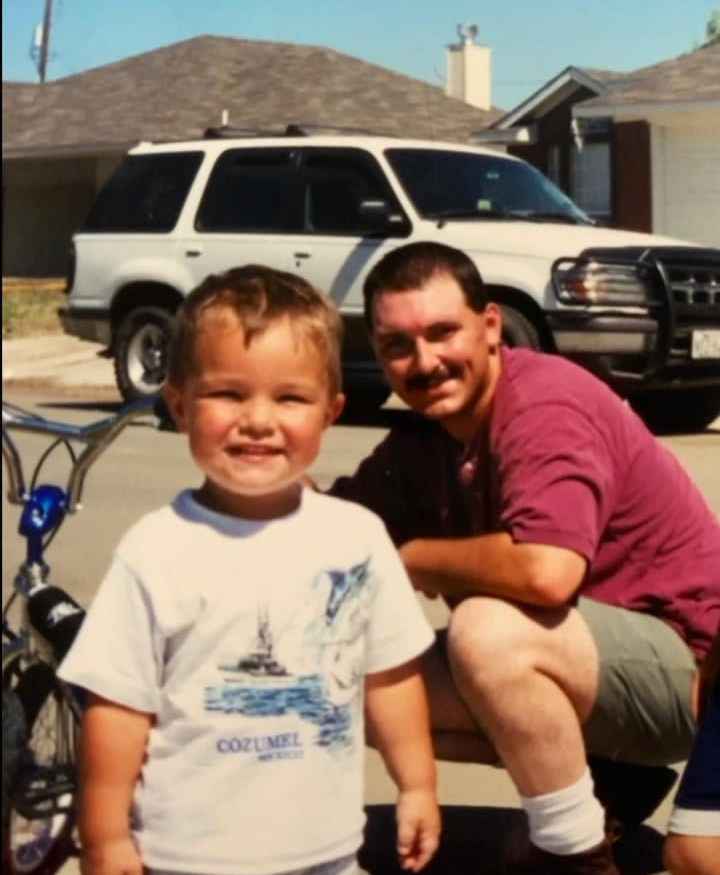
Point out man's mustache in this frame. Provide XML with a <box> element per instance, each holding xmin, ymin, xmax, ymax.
<box><xmin>405</xmin><ymin>365</ymin><xmax>460</xmax><ymax>392</ymax></box>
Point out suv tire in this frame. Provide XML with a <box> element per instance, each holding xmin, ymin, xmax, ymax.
<box><xmin>630</xmin><ymin>388</ymin><xmax>720</xmax><ymax>434</ymax></box>
<box><xmin>114</xmin><ymin>306</ymin><xmax>174</xmax><ymax>402</ymax></box>
<box><xmin>500</xmin><ymin>306</ymin><xmax>541</xmax><ymax>350</ymax></box>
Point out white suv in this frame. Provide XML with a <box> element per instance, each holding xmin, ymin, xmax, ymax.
<box><xmin>61</xmin><ymin>126</ymin><xmax>720</xmax><ymax>431</ymax></box>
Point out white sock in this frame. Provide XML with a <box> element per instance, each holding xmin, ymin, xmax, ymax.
<box><xmin>519</xmin><ymin>768</ymin><xmax>605</xmax><ymax>856</ymax></box>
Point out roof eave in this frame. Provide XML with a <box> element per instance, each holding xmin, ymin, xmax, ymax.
<box><xmin>493</xmin><ymin>66</ymin><xmax>609</xmax><ymax>129</ymax></box>
<box><xmin>471</xmin><ymin>124</ymin><xmax>537</xmax><ymax>145</ymax></box>
<box><xmin>2</xmin><ymin>141</ymin><xmax>140</xmax><ymax>160</ymax></box>
<box><xmin>573</xmin><ymin>97</ymin><xmax>720</xmax><ymax>118</ymax></box>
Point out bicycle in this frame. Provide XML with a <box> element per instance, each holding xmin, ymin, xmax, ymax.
<box><xmin>2</xmin><ymin>399</ymin><xmax>157</xmax><ymax>875</ymax></box>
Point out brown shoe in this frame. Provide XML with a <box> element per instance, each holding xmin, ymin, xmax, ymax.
<box><xmin>507</xmin><ymin>838</ymin><xmax>620</xmax><ymax>874</ymax></box>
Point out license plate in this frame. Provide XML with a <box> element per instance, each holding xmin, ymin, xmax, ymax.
<box><xmin>691</xmin><ymin>329</ymin><xmax>720</xmax><ymax>360</ymax></box>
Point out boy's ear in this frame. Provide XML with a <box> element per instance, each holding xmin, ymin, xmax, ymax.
<box><xmin>162</xmin><ymin>383</ymin><xmax>188</xmax><ymax>433</ymax></box>
<box><xmin>326</xmin><ymin>393</ymin><xmax>346</xmax><ymax>426</ymax></box>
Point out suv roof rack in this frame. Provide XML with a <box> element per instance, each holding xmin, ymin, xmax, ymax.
<box><xmin>203</xmin><ymin>122</ymin><xmax>394</xmax><ymax>140</ymax></box>
<box><xmin>203</xmin><ymin>125</ymin><xmax>287</xmax><ymax>139</ymax></box>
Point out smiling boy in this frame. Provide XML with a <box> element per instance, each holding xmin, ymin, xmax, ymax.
<box><xmin>59</xmin><ymin>265</ymin><xmax>440</xmax><ymax>875</ymax></box>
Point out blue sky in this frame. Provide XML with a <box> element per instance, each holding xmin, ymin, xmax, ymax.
<box><xmin>2</xmin><ymin>0</ymin><xmax>717</xmax><ymax>110</ymax></box>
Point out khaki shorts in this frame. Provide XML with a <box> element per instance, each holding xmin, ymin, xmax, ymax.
<box><xmin>578</xmin><ymin>597</ymin><xmax>697</xmax><ymax>765</ymax></box>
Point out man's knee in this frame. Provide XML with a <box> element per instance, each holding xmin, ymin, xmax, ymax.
<box><xmin>446</xmin><ymin>596</ymin><xmax>549</xmax><ymax>682</ymax></box>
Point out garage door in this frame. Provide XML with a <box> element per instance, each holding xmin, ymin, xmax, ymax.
<box><xmin>656</xmin><ymin>128</ymin><xmax>720</xmax><ymax>246</ymax></box>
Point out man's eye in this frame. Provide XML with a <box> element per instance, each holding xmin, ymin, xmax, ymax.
<box><xmin>379</xmin><ymin>337</ymin><xmax>411</xmax><ymax>358</ymax></box>
<box><xmin>427</xmin><ymin>324</ymin><xmax>457</xmax><ymax>342</ymax></box>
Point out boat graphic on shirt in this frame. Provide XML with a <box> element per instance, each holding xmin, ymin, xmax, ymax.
<box><xmin>204</xmin><ymin>559</ymin><xmax>372</xmax><ymax>751</ymax></box>
<box><xmin>220</xmin><ymin>606</ymin><xmax>291</xmax><ymax>679</ymax></box>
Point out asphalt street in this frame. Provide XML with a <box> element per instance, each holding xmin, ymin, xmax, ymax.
<box><xmin>3</xmin><ymin>334</ymin><xmax>719</xmax><ymax>874</ymax></box>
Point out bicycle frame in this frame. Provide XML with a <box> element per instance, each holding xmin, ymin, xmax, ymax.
<box><xmin>2</xmin><ymin>399</ymin><xmax>157</xmax><ymax>871</ymax></box>
<box><xmin>2</xmin><ymin>399</ymin><xmax>157</xmax><ymax>668</ymax></box>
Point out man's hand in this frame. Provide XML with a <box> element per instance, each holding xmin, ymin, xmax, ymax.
<box><xmin>81</xmin><ymin>836</ymin><xmax>143</xmax><ymax>875</ymax></box>
<box><xmin>399</xmin><ymin>541</ymin><xmax>440</xmax><ymax>599</ymax></box>
<box><xmin>396</xmin><ymin>787</ymin><xmax>441</xmax><ymax>871</ymax></box>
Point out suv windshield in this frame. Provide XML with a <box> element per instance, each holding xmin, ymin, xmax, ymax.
<box><xmin>385</xmin><ymin>148</ymin><xmax>591</xmax><ymax>225</ymax></box>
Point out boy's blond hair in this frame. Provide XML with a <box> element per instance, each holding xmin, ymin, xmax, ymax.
<box><xmin>166</xmin><ymin>265</ymin><xmax>343</xmax><ymax>395</ymax></box>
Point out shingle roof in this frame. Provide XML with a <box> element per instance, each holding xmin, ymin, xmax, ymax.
<box><xmin>2</xmin><ymin>35</ymin><xmax>503</xmax><ymax>156</ymax></box>
<box><xmin>575</xmin><ymin>68</ymin><xmax>633</xmax><ymax>88</ymax></box>
<box><xmin>579</xmin><ymin>41</ymin><xmax>720</xmax><ymax>109</ymax></box>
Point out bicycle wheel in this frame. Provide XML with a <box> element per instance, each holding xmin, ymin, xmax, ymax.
<box><xmin>2</xmin><ymin>688</ymin><xmax>27</xmax><ymax>851</ymax></box>
<box><xmin>3</xmin><ymin>660</ymin><xmax>80</xmax><ymax>875</ymax></box>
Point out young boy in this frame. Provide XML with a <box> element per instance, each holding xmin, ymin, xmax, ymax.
<box><xmin>58</xmin><ymin>265</ymin><xmax>440</xmax><ymax>875</ymax></box>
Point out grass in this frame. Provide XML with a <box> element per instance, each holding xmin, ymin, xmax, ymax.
<box><xmin>2</xmin><ymin>278</ymin><xmax>67</xmax><ymax>339</ymax></box>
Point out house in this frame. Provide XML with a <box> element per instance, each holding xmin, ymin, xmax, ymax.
<box><xmin>476</xmin><ymin>41</ymin><xmax>720</xmax><ymax>246</ymax></box>
<box><xmin>2</xmin><ymin>34</ymin><xmax>501</xmax><ymax>277</ymax></box>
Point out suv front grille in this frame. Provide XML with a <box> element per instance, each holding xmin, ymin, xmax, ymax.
<box><xmin>659</xmin><ymin>255</ymin><xmax>720</xmax><ymax>310</ymax></box>
<box><xmin>654</xmin><ymin>250</ymin><xmax>720</xmax><ymax>361</ymax></box>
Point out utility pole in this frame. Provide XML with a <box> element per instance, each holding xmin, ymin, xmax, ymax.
<box><xmin>37</xmin><ymin>0</ymin><xmax>53</xmax><ymax>83</ymax></box>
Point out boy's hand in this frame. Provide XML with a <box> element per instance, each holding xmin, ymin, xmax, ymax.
<box><xmin>81</xmin><ymin>836</ymin><xmax>143</xmax><ymax>875</ymax></box>
<box><xmin>396</xmin><ymin>788</ymin><xmax>441</xmax><ymax>871</ymax></box>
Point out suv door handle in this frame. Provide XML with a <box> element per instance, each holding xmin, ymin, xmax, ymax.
<box><xmin>185</xmin><ymin>249</ymin><xmax>203</xmax><ymax>258</ymax></box>
<box><xmin>294</xmin><ymin>252</ymin><xmax>311</xmax><ymax>259</ymax></box>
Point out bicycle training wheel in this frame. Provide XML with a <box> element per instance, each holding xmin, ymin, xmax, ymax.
<box><xmin>3</xmin><ymin>661</ymin><xmax>80</xmax><ymax>875</ymax></box>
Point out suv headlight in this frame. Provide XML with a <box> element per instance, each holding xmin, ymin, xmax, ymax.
<box><xmin>552</xmin><ymin>257</ymin><xmax>651</xmax><ymax>306</ymax></box>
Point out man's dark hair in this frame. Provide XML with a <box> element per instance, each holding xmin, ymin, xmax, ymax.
<box><xmin>363</xmin><ymin>241</ymin><xmax>487</xmax><ymax>328</ymax></box>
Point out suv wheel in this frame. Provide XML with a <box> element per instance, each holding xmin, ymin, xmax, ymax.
<box><xmin>630</xmin><ymin>388</ymin><xmax>720</xmax><ymax>434</ymax></box>
<box><xmin>500</xmin><ymin>306</ymin><xmax>541</xmax><ymax>349</ymax></box>
<box><xmin>114</xmin><ymin>306</ymin><xmax>174</xmax><ymax>402</ymax></box>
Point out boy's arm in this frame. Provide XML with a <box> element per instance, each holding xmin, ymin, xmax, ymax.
<box><xmin>365</xmin><ymin>659</ymin><xmax>440</xmax><ymax>871</ymax></box>
<box><xmin>79</xmin><ymin>693</ymin><xmax>153</xmax><ymax>875</ymax></box>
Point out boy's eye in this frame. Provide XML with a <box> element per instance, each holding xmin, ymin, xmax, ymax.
<box><xmin>205</xmin><ymin>389</ymin><xmax>241</xmax><ymax>400</ymax></box>
<box><xmin>279</xmin><ymin>393</ymin><xmax>311</xmax><ymax>404</ymax></box>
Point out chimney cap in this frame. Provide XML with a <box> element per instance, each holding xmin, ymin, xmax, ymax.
<box><xmin>457</xmin><ymin>23</ymin><xmax>479</xmax><ymax>44</ymax></box>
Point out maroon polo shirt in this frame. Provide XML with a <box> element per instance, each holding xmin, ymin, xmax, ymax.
<box><xmin>331</xmin><ymin>348</ymin><xmax>720</xmax><ymax>660</ymax></box>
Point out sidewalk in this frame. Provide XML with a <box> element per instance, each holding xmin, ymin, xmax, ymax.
<box><xmin>2</xmin><ymin>334</ymin><xmax>117</xmax><ymax>393</ymax></box>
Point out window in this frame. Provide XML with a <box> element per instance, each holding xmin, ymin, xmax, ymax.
<box><xmin>302</xmin><ymin>149</ymin><xmax>408</xmax><ymax>236</ymax></box>
<box><xmin>571</xmin><ymin>142</ymin><xmax>611</xmax><ymax>221</ymax></box>
<box><xmin>547</xmin><ymin>145</ymin><xmax>562</xmax><ymax>186</ymax></box>
<box><xmin>83</xmin><ymin>152</ymin><xmax>203</xmax><ymax>232</ymax></box>
<box><xmin>196</xmin><ymin>149</ymin><xmax>304</xmax><ymax>233</ymax></box>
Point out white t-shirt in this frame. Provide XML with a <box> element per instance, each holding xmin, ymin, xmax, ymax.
<box><xmin>59</xmin><ymin>488</ymin><xmax>434</xmax><ymax>875</ymax></box>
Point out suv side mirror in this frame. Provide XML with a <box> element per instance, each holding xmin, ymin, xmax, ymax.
<box><xmin>358</xmin><ymin>198</ymin><xmax>407</xmax><ymax>231</ymax></box>
<box><xmin>358</xmin><ymin>198</ymin><xmax>391</xmax><ymax>220</ymax></box>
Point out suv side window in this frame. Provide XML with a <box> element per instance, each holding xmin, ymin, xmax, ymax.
<box><xmin>82</xmin><ymin>152</ymin><xmax>203</xmax><ymax>232</ymax></box>
<box><xmin>302</xmin><ymin>149</ymin><xmax>409</xmax><ymax>236</ymax></box>
<box><xmin>196</xmin><ymin>148</ymin><xmax>304</xmax><ymax>233</ymax></box>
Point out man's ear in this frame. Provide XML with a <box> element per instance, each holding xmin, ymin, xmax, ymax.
<box><xmin>162</xmin><ymin>382</ymin><xmax>188</xmax><ymax>433</ymax></box>
<box><xmin>484</xmin><ymin>302</ymin><xmax>503</xmax><ymax>352</ymax></box>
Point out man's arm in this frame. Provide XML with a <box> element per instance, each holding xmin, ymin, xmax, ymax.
<box><xmin>400</xmin><ymin>532</ymin><xmax>587</xmax><ymax>607</ymax></box>
<box><xmin>79</xmin><ymin>693</ymin><xmax>152</xmax><ymax>875</ymax></box>
<box><xmin>365</xmin><ymin>659</ymin><xmax>441</xmax><ymax>872</ymax></box>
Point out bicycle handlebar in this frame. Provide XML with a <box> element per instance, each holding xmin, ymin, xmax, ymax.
<box><xmin>2</xmin><ymin>399</ymin><xmax>158</xmax><ymax>512</ymax></box>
